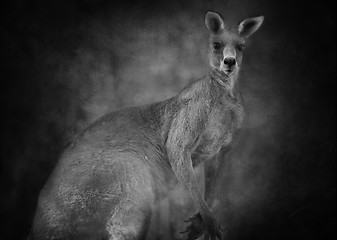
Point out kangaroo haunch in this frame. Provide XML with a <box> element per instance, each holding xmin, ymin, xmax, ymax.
<box><xmin>31</xmin><ymin>11</ymin><xmax>264</xmax><ymax>240</ymax></box>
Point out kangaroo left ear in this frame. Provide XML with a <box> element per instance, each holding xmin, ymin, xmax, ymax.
<box><xmin>238</xmin><ymin>16</ymin><xmax>264</xmax><ymax>38</ymax></box>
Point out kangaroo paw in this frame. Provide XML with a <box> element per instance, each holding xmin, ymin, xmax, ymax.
<box><xmin>181</xmin><ymin>212</ymin><xmax>224</xmax><ymax>240</ymax></box>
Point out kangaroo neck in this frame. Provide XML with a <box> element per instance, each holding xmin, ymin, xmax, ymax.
<box><xmin>207</xmin><ymin>68</ymin><xmax>238</xmax><ymax>97</ymax></box>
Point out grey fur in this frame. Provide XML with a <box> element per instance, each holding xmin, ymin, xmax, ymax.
<box><xmin>30</xmin><ymin>11</ymin><xmax>263</xmax><ymax>240</ymax></box>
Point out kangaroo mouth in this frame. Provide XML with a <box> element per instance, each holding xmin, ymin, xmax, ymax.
<box><xmin>223</xmin><ymin>69</ymin><xmax>234</xmax><ymax>75</ymax></box>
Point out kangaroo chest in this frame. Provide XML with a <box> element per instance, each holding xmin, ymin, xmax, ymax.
<box><xmin>191</xmin><ymin>102</ymin><xmax>244</xmax><ymax>165</ymax></box>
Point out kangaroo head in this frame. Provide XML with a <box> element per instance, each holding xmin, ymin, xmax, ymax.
<box><xmin>205</xmin><ymin>11</ymin><xmax>264</xmax><ymax>78</ymax></box>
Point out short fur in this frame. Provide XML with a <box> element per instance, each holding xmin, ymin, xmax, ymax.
<box><xmin>30</xmin><ymin>11</ymin><xmax>263</xmax><ymax>240</ymax></box>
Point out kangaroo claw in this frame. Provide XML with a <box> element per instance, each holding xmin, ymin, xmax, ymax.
<box><xmin>181</xmin><ymin>212</ymin><xmax>223</xmax><ymax>240</ymax></box>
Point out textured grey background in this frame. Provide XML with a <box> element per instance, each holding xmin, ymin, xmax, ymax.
<box><xmin>1</xmin><ymin>0</ymin><xmax>335</xmax><ymax>239</ymax></box>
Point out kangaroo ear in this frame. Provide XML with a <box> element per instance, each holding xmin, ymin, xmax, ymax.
<box><xmin>205</xmin><ymin>11</ymin><xmax>225</xmax><ymax>34</ymax></box>
<box><xmin>238</xmin><ymin>16</ymin><xmax>264</xmax><ymax>38</ymax></box>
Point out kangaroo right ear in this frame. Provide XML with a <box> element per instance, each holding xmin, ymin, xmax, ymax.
<box><xmin>205</xmin><ymin>11</ymin><xmax>225</xmax><ymax>34</ymax></box>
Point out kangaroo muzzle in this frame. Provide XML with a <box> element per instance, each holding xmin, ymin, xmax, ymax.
<box><xmin>220</xmin><ymin>56</ymin><xmax>237</xmax><ymax>75</ymax></box>
<box><xmin>223</xmin><ymin>57</ymin><xmax>236</xmax><ymax>68</ymax></box>
<box><xmin>220</xmin><ymin>46</ymin><xmax>237</xmax><ymax>75</ymax></box>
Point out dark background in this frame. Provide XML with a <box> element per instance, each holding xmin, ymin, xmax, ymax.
<box><xmin>1</xmin><ymin>0</ymin><xmax>335</xmax><ymax>239</ymax></box>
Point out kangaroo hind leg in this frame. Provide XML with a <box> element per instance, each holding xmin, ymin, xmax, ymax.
<box><xmin>106</xmin><ymin>199</ymin><xmax>152</xmax><ymax>240</ymax></box>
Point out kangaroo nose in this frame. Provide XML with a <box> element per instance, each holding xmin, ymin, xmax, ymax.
<box><xmin>224</xmin><ymin>57</ymin><xmax>236</xmax><ymax>67</ymax></box>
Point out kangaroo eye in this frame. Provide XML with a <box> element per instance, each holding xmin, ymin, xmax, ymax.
<box><xmin>237</xmin><ymin>44</ymin><xmax>245</xmax><ymax>51</ymax></box>
<box><xmin>213</xmin><ymin>42</ymin><xmax>221</xmax><ymax>50</ymax></box>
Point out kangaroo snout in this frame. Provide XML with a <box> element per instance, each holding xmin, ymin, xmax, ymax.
<box><xmin>223</xmin><ymin>57</ymin><xmax>236</xmax><ymax>68</ymax></box>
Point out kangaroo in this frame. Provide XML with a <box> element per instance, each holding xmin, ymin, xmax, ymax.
<box><xmin>30</xmin><ymin>11</ymin><xmax>263</xmax><ymax>240</ymax></box>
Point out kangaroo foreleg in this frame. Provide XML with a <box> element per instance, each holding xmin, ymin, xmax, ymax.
<box><xmin>204</xmin><ymin>146</ymin><xmax>232</xmax><ymax>209</ymax></box>
<box><xmin>169</xmin><ymin>150</ymin><xmax>222</xmax><ymax>240</ymax></box>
